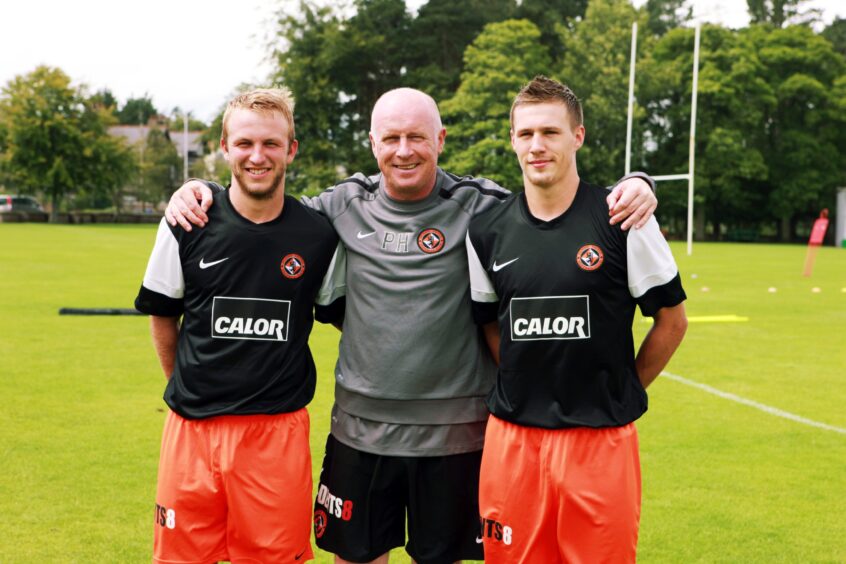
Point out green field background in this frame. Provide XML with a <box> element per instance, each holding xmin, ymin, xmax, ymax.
<box><xmin>1</xmin><ymin>224</ymin><xmax>844</xmax><ymax>562</ymax></box>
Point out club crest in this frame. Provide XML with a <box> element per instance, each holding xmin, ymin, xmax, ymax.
<box><xmin>281</xmin><ymin>253</ymin><xmax>306</xmax><ymax>279</ymax></box>
<box><xmin>576</xmin><ymin>245</ymin><xmax>604</xmax><ymax>271</ymax></box>
<box><xmin>417</xmin><ymin>228</ymin><xmax>445</xmax><ymax>254</ymax></box>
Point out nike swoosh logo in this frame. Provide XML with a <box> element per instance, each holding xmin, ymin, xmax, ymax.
<box><xmin>476</xmin><ymin>536</ymin><xmax>484</xmax><ymax>544</ymax></box>
<box><xmin>357</xmin><ymin>230</ymin><xmax>376</xmax><ymax>239</ymax></box>
<box><xmin>492</xmin><ymin>258</ymin><xmax>519</xmax><ymax>272</ymax></box>
<box><xmin>199</xmin><ymin>257</ymin><xmax>229</xmax><ymax>269</ymax></box>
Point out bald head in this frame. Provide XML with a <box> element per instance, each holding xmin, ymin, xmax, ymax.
<box><xmin>368</xmin><ymin>88</ymin><xmax>447</xmax><ymax>201</ymax></box>
<box><xmin>370</xmin><ymin>88</ymin><xmax>442</xmax><ymax>136</ymax></box>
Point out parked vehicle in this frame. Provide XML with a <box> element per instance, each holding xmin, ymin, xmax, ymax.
<box><xmin>0</xmin><ymin>195</ymin><xmax>45</xmax><ymax>213</ymax></box>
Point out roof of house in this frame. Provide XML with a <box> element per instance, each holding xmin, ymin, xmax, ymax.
<box><xmin>108</xmin><ymin>126</ymin><xmax>205</xmax><ymax>157</ymax></box>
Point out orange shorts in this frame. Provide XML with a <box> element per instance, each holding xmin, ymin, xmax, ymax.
<box><xmin>153</xmin><ymin>409</ymin><xmax>314</xmax><ymax>564</ymax></box>
<box><xmin>479</xmin><ymin>415</ymin><xmax>641</xmax><ymax>564</ymax></box>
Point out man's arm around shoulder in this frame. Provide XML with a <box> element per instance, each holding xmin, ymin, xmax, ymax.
<box><xmin>165</xmin><ymin>179</ymin><xmax>224</xmax><ymax>231</ymax></box>
<box><xmin>300</xmin><ymin>172</ymin><xmax>378</xmax><ymax>217</ymax></box>
<box><xmin>607</xmin><ymin>172</ymin><xmax>657</xmax><ymax>230</ymax></box>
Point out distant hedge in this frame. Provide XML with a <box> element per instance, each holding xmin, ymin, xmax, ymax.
<box><xmin>0</xmin><ymin>212</ymin><xmax>161</xmax><ymax>224</ymax></box>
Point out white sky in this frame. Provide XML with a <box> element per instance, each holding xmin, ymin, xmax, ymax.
<box><xmin>1</xmin><ymin>0</ymin><xmax>844</xmax><ymax>123</ymax></box>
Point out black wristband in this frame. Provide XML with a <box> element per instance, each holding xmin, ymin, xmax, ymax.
<box><xmin>617</xmin><ymin>171</ymin><xmax>656</xmax><ymax>194</ymax></box>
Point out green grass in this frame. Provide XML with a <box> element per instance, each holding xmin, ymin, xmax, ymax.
<box><xmin>636</xmin><ymin>243</ymin><xmax>846</xmax><ymax>563</ymax></box>
<box><xmin>1</xmin><ymin>225</ymin><xmax>844</xmax><ymax>563</ymax></box>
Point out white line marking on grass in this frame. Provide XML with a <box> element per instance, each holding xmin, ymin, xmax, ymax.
<box><xmin>662</xmin><ymin>371</ymin><xmax>846</xmax><ymax>435</ymax></box>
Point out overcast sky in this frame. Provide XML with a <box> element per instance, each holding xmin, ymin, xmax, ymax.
<box><xmin>2</xmin><ymin>0</ymin><xmax>843</xmax><ymax>123</ymax></box>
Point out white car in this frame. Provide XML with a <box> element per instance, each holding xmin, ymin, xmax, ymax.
<box><xmin>0</xmin><ymin>195</ymin><xmax>44</xmax><ymax>212</ymax></box>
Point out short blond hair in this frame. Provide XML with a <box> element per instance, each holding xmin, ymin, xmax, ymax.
<box><xmin>510</xmin><ymin>75</ymin><xmax>583</xmax><ymax>130</ymax></box>
<box><xmin>221</xmin><ymin>87</ymin><xmax>296</xmax><ymax>144</ymax></box>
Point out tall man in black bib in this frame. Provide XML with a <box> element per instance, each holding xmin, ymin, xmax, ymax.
<box><xmin>467</xmin><ymin>76</ymin><xmax>688</xmax><ymax>563</ymax></box>
<box><xmin>135</xmin><ymin>88</ymin><xmax>342</xmax><ymax>563</ymax></box>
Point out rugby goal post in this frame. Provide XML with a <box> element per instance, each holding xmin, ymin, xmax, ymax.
<box><xmin>625</xmin><ymin>22</ymin><xmax>701</xmax><ymax>256</ymax></box>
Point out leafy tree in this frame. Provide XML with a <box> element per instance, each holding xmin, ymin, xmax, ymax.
<box><xmin>515</xmin><ymin>0</ymin><xmax>587</xmax><ymax>58</ymax></box>
<box><xmin>558</xmin><ymin>0</ymin><xmax>648</xmax><ymax>185</ymax></box>
<box><xmin>639</xmin><ymin>25</ymin><xmax>774</xmax><ymax>238</ymax></box>
<box><xmin>200</xmin><ymin>109</ymin><xmax>224</xmax><ymax>153</ymax></box>
<box><xmin>117</xmin><ymin>95</ymin><xmax>158</xmax><ymax>125</ymax></box>
<box><xmin>831</xmin><ymin>74</ymin><xmax>846</xmax><ymax>189</ymax></box>
<box><xmin>74</xmin><ymin>135</ymin><xmax>137</xmax><ymax>211</ymax></box>
<box><xmin>77</xmin><ymin>101</ymin><xmax>137</xmax><ymax>211</ymax></box>
<box><xmin>822</xmin><ymin>17</ymin><xmax>846</xmax><ymax>59</ymax></box>
<box><xmin>639</xmin><ymin>23</ymin><xmax>845</xmax><ymax>240</ymax></box>
<box><xmin>271</xmin><ymin>1</ymin><xmax>346</xmax><ymax>192</ymax></box>
<box><xmin>89</xmin><ymin>88</ymin><xmax>119</xmax><ymax>113</ymax></box>
<box><xmin>641</xmin><ymin>0</ymin><xmax>692</xmax><ymax>37</ymax></box>
<box><xmin>743</xmin><ymin>24</ymin><xmax>845</xmax><ymax>238</ymax></box>
<box><xmin>405</xmin><ymin>0</ymin><xmax>517</xmax><ymax>100</ymax></box>
<box><xmin>0</xmin><ymin>66</ymin><xmax>135</xmax><ymax>220</ymax></box>
<box><xmin>746</xmin><ymin>0</ymin><xmax>818</xmax><ymax>28</ymax></box>
<box><xmin>133</xmin><ymin>129</ymin><xmax>182</xmax><ymax>209</ymax></box>
<box><xmin>0</xmin><ymin>116</ymin><xmax>9</xmax><ymax>188</ymax></box>
<box><xmin>190</xmin><ymin>151</ymin><xmax>230</xmax><ymax>188</ymax></box>
<box><xmin>441</xmin><ymin>19</ymin><xmax>551</xmax><ymax>189</ymax></box>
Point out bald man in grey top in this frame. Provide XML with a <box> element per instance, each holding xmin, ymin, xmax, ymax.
<box><xmin>166</xmin><ymin>87</ymin><xmax>658</xmax><ymax>564</ymax></box>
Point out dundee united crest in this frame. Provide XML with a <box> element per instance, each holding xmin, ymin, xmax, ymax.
<box><xmin>576</xmin><ymin>245</ymin><xmax>604</xmax><ymax>271</ymax></box>
<box><xmin>281</xmin><ymin>253</ymin><xmax>306</xmax><ymax>279</ymax></box>
<box><xmin>417</xmin><ymin>228</ymin><xmax>445</xmax><ymax>254</ymax></box>
<box><xmin>314</xmin><ymin>509</ymin><xmax>328</xmax><ymax>538</ymax></box>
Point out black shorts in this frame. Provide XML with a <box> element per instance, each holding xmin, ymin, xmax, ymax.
<box><xmin>313</xmin><ymin>434</ymin><xmax>484</xmax><ymax>564</ymax></box>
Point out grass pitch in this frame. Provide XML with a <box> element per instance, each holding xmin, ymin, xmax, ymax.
<box><xmin>0</xmin><ymin>224</ymin><xmax>844</xmax><ymax>563</ymax></box>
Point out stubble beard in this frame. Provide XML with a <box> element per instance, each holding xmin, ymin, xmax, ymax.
<box><xmin>523</xmin><ymin>166</ymin><xmax>554</xmax><ymax>190</ymax></box>
<box><xmin>232</xmin><ymin>167</ymin><xmax>286</xmax><ymax>201</ymax></box>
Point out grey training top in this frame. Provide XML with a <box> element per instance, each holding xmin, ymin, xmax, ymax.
<box><xmin>303</xmin><ymin>168</ymin><xmax>510</xmax><ymax>456</ymax></box>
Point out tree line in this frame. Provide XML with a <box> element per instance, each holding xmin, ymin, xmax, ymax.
<box><xmin>1</xmin><ymin>0</ymin><xmax>844</xmax><ymax>240</ymax></box>
<box><xmin>271</xmin><ymin>0</ymin><xmax>845</xmax><ymax>242</ymax></box>
<box><xmin>0</xmin><ymin>68</ymin><xmax>206</xmax><ymax>219</ymax></box>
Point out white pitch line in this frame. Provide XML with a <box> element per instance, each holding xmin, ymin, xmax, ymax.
<box><xmin>661</xmin><ymin>371</ymin><xmax>846</xmax><ymax>435</ymax></box>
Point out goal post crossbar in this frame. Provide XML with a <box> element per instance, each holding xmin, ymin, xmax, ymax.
<box><xmin>626</xmin><ymin>22</ymin><xmax>700</xmax><ymax>256</ymax></box>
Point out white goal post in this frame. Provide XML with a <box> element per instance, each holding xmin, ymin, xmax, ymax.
<box><xmin>625</xmin><ymin>22</ymin><xmax>701</xmax><ymax>256</ymax></box>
